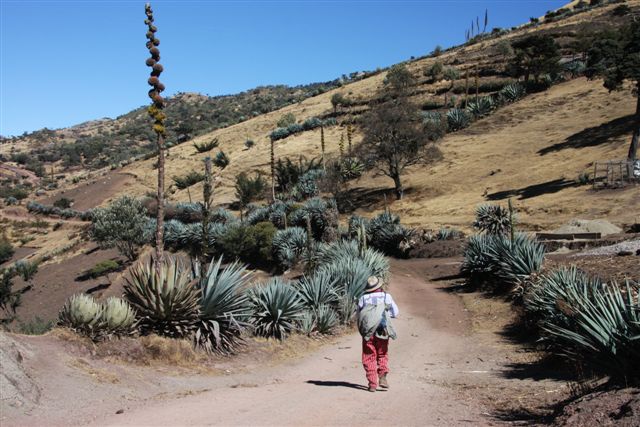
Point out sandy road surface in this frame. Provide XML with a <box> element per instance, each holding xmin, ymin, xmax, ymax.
<box><xmin>93</xmin><ymin>260</ymin><xmax>488</xmax><ymax>427</ymax></box>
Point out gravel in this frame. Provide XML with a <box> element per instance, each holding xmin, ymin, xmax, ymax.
<box><xmin>573</xmin><ymin>239</ymin><xmax>640</xmax><ymax>257</ymax></box>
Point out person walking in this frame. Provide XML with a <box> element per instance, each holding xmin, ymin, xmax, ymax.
<box><xmin>357</xmin><ymin>276</ymin><xmax>399</xmax><ymax>392</ymax></box>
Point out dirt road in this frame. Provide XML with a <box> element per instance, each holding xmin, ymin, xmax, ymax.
<box><xmin>6</xmin><ymin>259</ymin><xmax>562</xmax><ymax>427</ymax></box>
<box><xmin>93</xmin><ymin>259</ymin><xmax>488</xmax><ymax>426</ymax></box>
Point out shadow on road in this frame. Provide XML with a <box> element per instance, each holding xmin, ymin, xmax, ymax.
<box><xmin>306</xmin><ymin>380</ymin><xmax>368</xmax><ymax>391</ymax></box>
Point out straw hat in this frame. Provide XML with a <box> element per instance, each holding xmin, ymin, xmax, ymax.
<box><xmin>364</xmin><ymin>276</ymin><xmax>383</xmax><ymax>293</ymax></box>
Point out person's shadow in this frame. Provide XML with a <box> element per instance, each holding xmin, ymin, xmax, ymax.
<box><xmin>306</xmin><ymin>380</ymin><xmax>369</xmax><ymax>391</ymax></box>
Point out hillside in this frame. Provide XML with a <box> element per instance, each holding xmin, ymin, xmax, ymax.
<box><xmin>0</xmin><ymin>81</ymin><xmax>345</xmax><ymax>173</ymax></box>
<box><xmin>106</xmin><ymin>0</ymin><xmax>637</xmax><ymax>231</ymax></box>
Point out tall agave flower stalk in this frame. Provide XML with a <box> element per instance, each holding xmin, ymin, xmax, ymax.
<box><xmin>145</xmin><ymin>3</ymin><xmax>167</xmax><ymax>274</ymax></box>
<box><xmin>201</xmin><ymin>157</ymin><xmax>213</xmax><ymax>258</ymax></box>
<box><xmin>339</xmin><ymin>132</ymin><xmax>345</xmax><ymax>158</ymax></box>
<box><xmin>320</xmin><ymin>125</ymin><xmax>326</xmax><ymax>170</ymax></box>
<box><xmin>270</xmin><ymin>136</ymin><xmax>276</xmax><ymax>201</ymax></box>
<box><xmin>347</xmin><ymin>124</ymin><xmax>353</xmax><ymax>155</ymax></box>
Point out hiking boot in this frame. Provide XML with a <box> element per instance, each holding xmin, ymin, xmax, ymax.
<box><xmin>368</xmin><ymin>385</ymin><xmax>377</xmax><ymax>393</ymax></box>
<box><xmin>379</xmin><ymin>374</ymin><xmax>389</xmax><ymax>389</ymax></box>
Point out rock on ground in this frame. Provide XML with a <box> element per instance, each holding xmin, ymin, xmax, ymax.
<box><xmin>0</xmin><ymin>332</ymin><xmax>41</xmax><ymax>412</ymax></box>
<box><xmin>554</xmin><ymin>219</ymin><xmax>622</xmax><ymax>236</ymax></box>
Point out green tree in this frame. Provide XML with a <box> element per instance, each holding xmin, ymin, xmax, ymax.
<box><xmin>235</xmin><ymin>172</ymin><xmax>267</xmax><ymax>220</ymax></box>
<box><xmin>0</xmin><ymin>233</ymin><xmax>14</xmax><ymax>264</ymax></box>
<box><xmin>358</xmin><ymin>95</ymin><xmax>441</xmax><ymax>200</ymax></box>
<box><xmin>586</xmin><ymin>22</ymin><xmax>640</xmax><ymax>160</ymax></box>
<box><xmin>0</xmin><ymin>269</ymin><xmax>21</xmax><ymax>323</ymax></box>
<box><xmin>277</xmin><ymin>113</ymin><xmax>296</xmax><ymax>128</ymax></box>
<box><xmin>90</xmin><ymin>196</ymin><xmax>148</xmax><ymax>261</ymax></box>
<box><xmin>510</xmin><ymin>35</ymin><xmax>561</xmax><ymax>83</ymax></box>
<box><xmin>384</xmin><ymin>64</ymin><xmax>415</xmax><ymax>94</ymax></box>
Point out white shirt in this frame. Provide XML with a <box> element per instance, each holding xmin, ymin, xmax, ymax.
<box><xmin>357</xmin><ymin>291</ymin><xmax>399</xmax><ymax>318</ymax></box>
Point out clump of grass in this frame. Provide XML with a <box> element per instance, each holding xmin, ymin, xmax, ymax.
<box><xmin>194</xmin><ymin>138</ymin><xmax>219</xmax><ymax>153</ymax></box>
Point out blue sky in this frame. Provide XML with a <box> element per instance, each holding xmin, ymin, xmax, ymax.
<box><xmin>0</xmin><ymin>0</ymin><xmax>566</xmax><ymax>136</ymax></box>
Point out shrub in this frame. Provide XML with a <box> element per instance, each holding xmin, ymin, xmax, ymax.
<box><xmin>443</xmin><ymin>67</ymin><xmax>460</xmax><ymax>81</ymax></box>
<box><xmin>17</xmin><ymin>316</ymin><xmax>53</xmax><ymax>335</ymax></box>
<box><xmin>249</xmin><ymin>278</ymin><xmax>304</xmax><ymax>339</ymax></box>
<box><xmin>214</xmin><ymin>151</ymin><xmax>230</xmax><ymax>169</ymax></box>
<box><xmin>446</xmin><ymin>108</ymin><xmax>471</xmax><ymax>131</ymax></box>
<box><xmin>91</xmin><ymin>196</ymin><xmax>148</xmax><ymax>261</ymax></box>
<box><xmin>244</xmin><ymin>139</ymin><xmax>255</xmax><ymax>149</ymax></box>
<box><xmin>421</xmin><ymin>100</ymin><xmax>445</xmax><ymax>111</ymax></box>
<box><xmin>53</xmin><ymin>197</ymin><xmax>73</xmax><ymax>209</ymax></box>
<box><xmin>123</xmin><ymin>256</ymin><xmax>200</xmax><ymax>338</ymax></box>
<box><xmin>194</xmin><ymin>258</ymin><xmax>252</xmax><ymax>354</ymax></box>
<box><xmin>563</xmin><ymin>59</ymin><xmax>586</xmax><ymax>78</ymax></box>
<box><xmin>425</xmin><ymin>61</ymin><xmax>444</xmax><ymax>79</ymax></box>
<box><xmin>577</xmin><ymin>172</ymin><xmax>590</xmax><ymax>185</ymax></box>
<box><xmin>216</xmin><ymin>222</ymin><xmax>276</xmax><ymax>266</ymax></box>
<box><xmin>173</xmin><ymin>171</ymin><xmax>204</xmax><ymax>190</ymax></box>
<box><xmin>0</xmin><ymin>234</ymin><xmax>14</xmax><ymax>264</ymax></box>
<box><xmin>473</xmin><ymin>204</ymin><xmax>514</xmax><ymax>235</ymax></box>
<box><xmin>87</xmin><ymin>259</ymin><xmax>121</xmax><ymax>278</ymax></box>
<box><xmin>612</xmin><ymin>4</ymin><xmax>631</xmax><ymax>16</ymax></box>
<box><xmin>277</xmin><ymin>113</ymin><xmax>296</xmax><ymax>128</ymax></box>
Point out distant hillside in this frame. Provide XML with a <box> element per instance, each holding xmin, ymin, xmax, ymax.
<box><xmin>0</xmin><ymin>80</ymin><xmax>355</xmax><ymax>172</ymax></box>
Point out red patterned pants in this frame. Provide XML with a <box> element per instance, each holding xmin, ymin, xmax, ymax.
<box><xmin>362</xmin><ymin>336</ymin><xmax>389</xmax><ymax>388</ymax></box>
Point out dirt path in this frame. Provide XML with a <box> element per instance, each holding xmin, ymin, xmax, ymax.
<box><xmin>91</xmin><ymin>259</ymin><xmax>488</xmax><ymax>426</ymax></box>
<box><xmin>4</xmin><ymin>259</ymin><xmax>566</xmax><ymax>426</ymax></box>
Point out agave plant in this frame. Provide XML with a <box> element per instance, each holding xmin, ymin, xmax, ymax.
<box><xmin>473</xmin><ymin>204</ymin><xmax>514</xmax><ymax>235</ymax></box>
<box><xmin>193</xmin><ymin>258</ymin><xmax>252</xmax><ymax>354</ymax></box>
<box><xmin>540</xmin><ymin>279</ymin><xmax>640</xmax><ymax>384</ymax></box>
<box><xmin>499</xmin><ymin>83</ymin><xmax>525</xmax><ymax>103</ymax></box>
<box><xmin>272</xmin><ymin>227</ymin><xmax>308</xmax><ymax>269</ymax></box>
<box><xmin>524</xmin><ymin>266</ymin><xmax>602</xmax><ymax>327</ymax></box>
<box><xmin>340</xmin><ymin>157</ymin><xmax>365</xmax><ymax>181</ymax></box>
<box><xmin>123</xmin><ymin>256</ymin><xmax>200</xmax><ymax>338</ymax></box>
<box><xmin>298</xmin><ymin>310</ymin><xmax>315</xmax><ymax>335</ymax></box>
<box><xmin>58</xmin><ymin>294</ymin><xmax>104</xmax><ymax>339</ymax></box>
<box><xmin>248</xmin><ymin>278</ymin><xmax>304</xmax><ymax>339</ymax></box>
<box><xmin>288</xmin><ymin>197</ymin><xmax>339</xmax><ymax>241</ymax></box>
<box><xmin>446</xmin><ymin>108</ymin><xmax>471</xmax><ymax>131</ymax></box>
<box><xmin>485</xmin><ymin>233</ymin><xmax>545</xmax><ymax>293</ymax></box>
<box><xmin>314</xmin><ymin>304</ymin><xmax>339</xmax><ymax>334</ymax></box>
<box><xmin>461</xmin><ymin>234</ymin><xmax>495</xmax><ymax>279</ymax></box>
<box><xmin>102</xmin><ymin>297</ymin><xmax>136</xmax><ymax>336</ymax></box>
<box><xmin>366</xmin><ymin>211</ymin><xmax>415</xmax><ymax>257</ymax></box>
<box><xmin>466</xmin><ymin>96</ymin><xmax>495</xmax><ymax>118</ymax></box>
<box><xmin>436</xmin><ymin>228</ymin><xmax>460</xmax><ymax>240</ymax></box>
<box><xmin>316</xmin><ymin>239</ymin><xmax>389</xmax><ymax>280</ymax></box>
<box><xmin>295</xmin><ymin>271</ymin><xmax>339</xmax><ymax>309</ymax></box>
